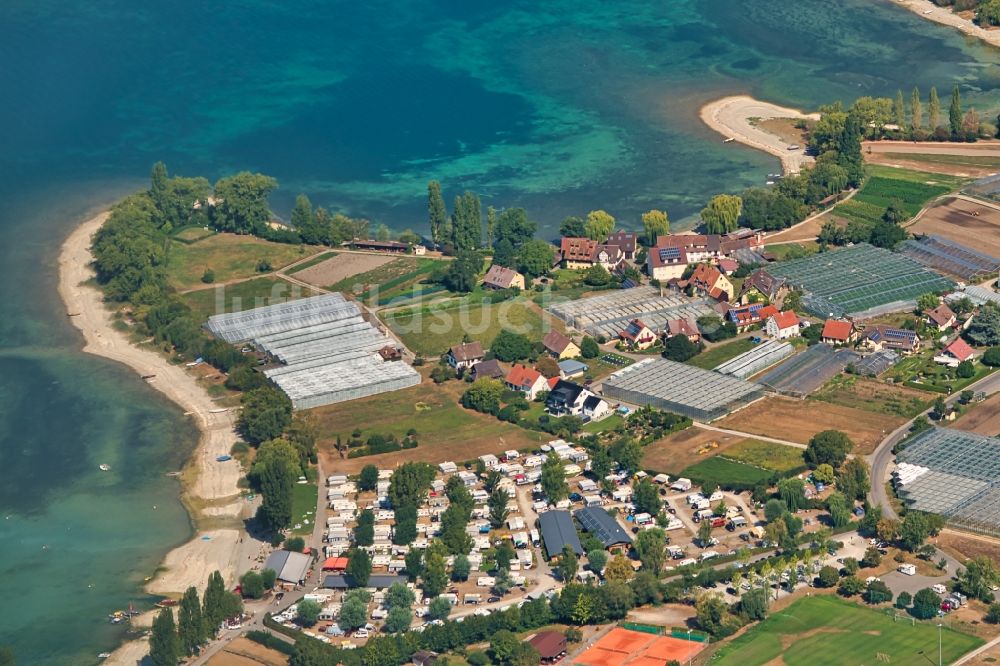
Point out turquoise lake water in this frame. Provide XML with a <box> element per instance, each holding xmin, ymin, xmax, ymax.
<box><xmin>4</xmin><ymin>1</ymin><xmax>1000</xmax><ymax>662</ymax></box>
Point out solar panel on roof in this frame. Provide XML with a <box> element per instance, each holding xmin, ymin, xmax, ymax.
<box><xmin>658</xmin><ymin>248</ymin><xmax>680</xmax><ymax>260</ymax></box>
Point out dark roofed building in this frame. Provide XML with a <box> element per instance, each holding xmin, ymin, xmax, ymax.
<box><xmin>738</xmin><ymin>269</ymin><xmax>788</xmax><ymax>305</ymax></box>
<box><xmin>574</xmin><ymin>506</ymin><xmax>632</xmax><ymax>551</ymax></box>
<box><xmin>546</xmin><ymin>379</ymin><xmax>586</xmax><ymax>416</ymax></box>
<box><xmin>529</xmin><ymin>632</ymin><xmax>568</xmax><ymax>662</ymax></box>
<box><xmin>447</xmin><ymin>341</ymin><xmax>484</xmax><ymax>371</ymax></box>
<box><xmin>322</xmin><ymin>574</ymin><xmax>407</xmax><ymax>590</ymax></box>
<box><xmin>542</xmin><ymin>329</ymin><xmax>581</xmax><ymax>359</ymax></box>
<box><xmin>605</xmin><ymin>230</ymin><xmax>638</xmax><ymax>260</ymax></box>
<box><xmin>264</xmin><ymin>550</ymin><xmax>312</xmax><ymax>584</ymax></box>
<box><xmin>537</xmin><ymin>509</ymin><xmax>584</xmax><ymax>559</ymax></box>
<box><xmin>470</xmin><ymin>359</ymin><xmax>504</xmax><ymax>381</ymax></box>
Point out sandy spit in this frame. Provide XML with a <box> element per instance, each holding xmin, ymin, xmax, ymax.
<box><xmin>891</xmin><ymin>0</ymin><xmax>1000</xmax><ymax>48</ymax></box>
<box><xmin>699</xmin><ymin>95</ymin><xmax>819</xmax><ymax>174</ymax></box>
<box><xmin>58</xmin><ymin>213</ymin><xmax>256</xmax><ymax>665</ymax></box>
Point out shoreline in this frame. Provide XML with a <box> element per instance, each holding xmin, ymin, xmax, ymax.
<box><xmin>891</xmin><ymin>0</ymin><xmax>1000</xmax><ymax>48</ymax></box>
<box><xmin>58</xmin><ymin>212</ymin><xmax>258</xmax><ymax>665</ymax></box>
<box><xmin>699</xmin><ymin>95</ymin><xmax>819</xmax><ymax>174</ymax></box>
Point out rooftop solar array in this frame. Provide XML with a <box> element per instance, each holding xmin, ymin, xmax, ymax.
<box><xmin>899</xmin><ymin>235</ymin><xmax>1000</xmax><ymax>281</ymax></box>
<box><xmin>547</xmin><ymin>286</ymin><xmax>717</xmax><ymax>338</ymax></box>
<box><xmin>896</xmin><ymin>427</ymin><xmax>1000</xmax><ymax>536</ymax></box>
<box><xmin>600</xmin><ymin>358</ymin><xmax>765</xmax><ymax>421</ymax></box>
<box><xmin>207</xmin><ymin>294</ymin><xmax>419</xmax><ymax>410</ymax></box>
<box><xmin>573</xmin><ymin>506</ymin><xmax>633</xmax><ymax>547</ymax></box>
<box><xmin>766</xmin><ymin>244</ymin><xmax>954</xmax><ymax>319</ymax></box>
<box><xmin>713</xmin><ymin>339</ymin><xmax>795</xmax><ymax>379</ymax></box>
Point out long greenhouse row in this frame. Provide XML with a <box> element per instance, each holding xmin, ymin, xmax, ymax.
<box><xmin>547</xmin><ymin>286</ymin><xmax>717</xmax><ymax>338</ymax></box>
<box><xmin>206</xmin><ymin>294</ymin><xmax>419</xmax><ymax>410</ymax></box>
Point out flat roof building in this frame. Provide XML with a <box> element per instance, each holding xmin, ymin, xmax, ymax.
<box><xmin>264</xmin><ymin>550</ymin><xmax>312</xmax><ymax>584</ymax></box>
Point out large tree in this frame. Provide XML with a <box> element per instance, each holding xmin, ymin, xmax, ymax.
<box><xmin>928</xmin><ymin>87</ymin><xmax>941</xmax><ymax>129</ymax></box>
<box><xmin>950</xmin><ymin>86</ymin><xmax>963</xmax><ymax>138</ymax></box>
<box><xmin>541</xmin><ymin>455</ymin><xmax>569</xmax><ymax>502</ymax></box>
<box><xmin>967</xmin><ymin>304</ymin><xmax>1000</xmax><ymax>346</ymax></box>
<box><xmin>250</xmin><ymin>438</ymin><xmax>299</xmax><ymax>533</ymax></box>
<box><xmin>150</xmin><ymin>608</ymin><xmax>181</xmax><ymax>666</ymax></box>
<box><xmin>701</xmin><ymin>194</ymin><xmax>742</xmax><ymax>234</ymax></box>
<box><xmin>178</xmin><ymin>586</ymin><xmax>205</xmax><ymax>656</ymax></box>
<box><xmin>443</xmin><ymin>250</ymin><xmax>482</xmax><ymax>293</ymax></box>
<box><xmin>427</xmin><ymin>181</ymin><xmax>448</xmax><ymax>247</ymax></box>
<box><xmin>516</xmin><ymin>239</ymin><xmax>555</xmax><ymax>278</ymax></box>
<box><xmin>893</xmin><ymin>90</ymin><xmax>906</xmax><ymax>129</ymax></box>
<box><xmin>238</xmin><ymin>386</ymin><xmax>293</xmax><ymax>445</ymax></box>
<box><xmin>641</xmin><ymin>209</ymin><xmax>669</xmax><ymax>246</ymax></box>
<box><xmin>347</xmin><ymin>548</ymin><xmax>372</xmax><ymax>587</ymax></box>
<box><xmin>584</xmin><ymin>210</ymin><xmax>615</xmax><ymax>240</ymax></box>
<box><xmin>560</xmin><ymin>216</ymin><xmax>587</xmax><ymax>238</ymax></box>
<box><xmin>212</xmin><ymin>172</ymin><xmax>278</xmax><ymax>234</ymax></box>
<box><xmin>804</xmin><ymin>430</ymin><xmax>852</xmax><ymax>469</ymax></box>
<box><xmin>911</xmin><ymin>87</ymin><xmax>923</xmax><ymax>130</ymax></box>
<box><xmin>494</xmin><ymin>208</ymin><xmax>536</xmax><ymax>248</ymax></box>
<box><xmin>634</xmin><ymin>527</ymin><xmax>666</xmax><ymax>574</ymax></box>
<box><xmin>451</xmin><ymin>191</ymin><xmax>483</xmax><ymax>251</ymax></box>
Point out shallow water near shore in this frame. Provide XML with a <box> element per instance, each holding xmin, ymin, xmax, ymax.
<box><xmin>4</xmin><ymin>0</ymin><xmax>1000</xmax><ymax>662</ymax></box>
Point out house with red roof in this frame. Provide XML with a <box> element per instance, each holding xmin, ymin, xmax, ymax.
<box><xmin>765</xmin><ymin>310</ymin><xmax>800</xmax><ymax>340</ymax></box>
<box><xmin>505</xmin><ymin>364</ymin><xmax>549</xmax><ymax>400</ymax></box>
<box><xmin>686</xmin><ymin>263</ymin><xmax>734</xmax><ymax>301</ymax></box>
<box><xmin>821</xmin><ymin>319</ymin><xmax>857</xmax><ymax>346</ymax></box>
<box><xmin>717</xmin><ymin>258</ymin><xmax>740</xmax><ymax>275</ymax></box>
<box><xmin>726</xmin><ymin>304</ymin><xmax>779</xmax><ymax>331</ymax></box>
<box><xmin>925</xmin><ymin>303</ymin><xmax>957</xmax><ymax>332</ymax></box>
<box><xmin>559</xmin><ymin>237</ymin><xmax>624</xmax><ymax>271</ymax></box>
<box><xmin>604</xmin><ymin>230</ymin><xmax>639</xmax><ymax>261</ymax></box>
<box><xmin>861</xmin><ymin>325</ymin><xmax>920</xmax><ymax>355</ymax></box>
<box><xmin>619</xmin><ymin>319</ymin><xmax>657</xmax><ymax>350</ymax></box>
<box><xmin>934</xmin><ymin>338</ymin><xmax>977</xmax><ymax>367</ymax></box>
<box><xmin>666</xmin><ymin>318</ymin><xmax>701</xmax><ymax>343</ymax></box>
<box><xmin>647</xmin><ymin>245</ymin><xmax>688</xmax><ymax>281</ymax></box>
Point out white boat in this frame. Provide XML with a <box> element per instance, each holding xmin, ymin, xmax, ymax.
<box><xmin>724</xmin><ymin>137</ymin><xmax>736</xmax><ymax>143</ymax></box>
<box><xmin>99</xmin><ymin>464</ymin><xmax>111</xmax><ymax>472</ymax></box>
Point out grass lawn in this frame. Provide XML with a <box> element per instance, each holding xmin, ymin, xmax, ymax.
<box><xmin>679</xmin><ymin>456</ymin><xmax>773</xmax><ymax>489</ymax></box>
<box><xmin>711</xmin><ymin>595</ymin><xmax>982</xmax><ymax>666</ymax></box>
<box><xmin>171</xmin><ymin>226</ymin><xmax>215</xmax><ymax>243</ymax></box>
<box><xmin>688</xmin><ymin>337</ymin><xmax>756</xmax><ymax>370</ymax></box>
<box><xmin>723</xmin><ymin>439</ymin><xmax>804</xmax><ymax>473</ymax></box>
<box><xmin>311</xmin><ymin>380</ymin><xmax>544</xmax><ymax>473</ymax></box>
<box><xmin>289</xmin><ymin>481</ymin><xmax>317</xmax><ymax>536</ymax></box>
<box><xmin>384</xmin><ymin>296</ymin><xmax>545</xmax><ymax>358</ymax></box>
<box><xmin>812</xmin><ymin>374</ymin><xmax>930</xmax><ymax>418</ymax></box>
<box><xmin>166</xmin><ymin>233</ymin><xmax>318</xmax><ymax>290</ymax></box>
<box><xmin>180</xmin><ymin>276</ymin><xmax>320</xmax><ymax>323</ymax></box>
<box><xmin>582</xmin><ymin>414</ymin><xmax>624</xmax><ymax>434</ymax></box>
<box><xmin>285</xmin><ymin>251</ymin><xmax>338</xmax><ymax>274</ymax></box>
<box><xmin>886</xmin><ymin>352</ymin><xmax>995</xmax><ymax>394</ymax></box>
<box><xmin>764</xmin><ymin>241</ymin><xmax>819</xmax><ymax>261</ymax></box>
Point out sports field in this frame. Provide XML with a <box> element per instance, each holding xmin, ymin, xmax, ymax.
<box><xmin>711</xmin><ymin>595</ymin><xmax>982</xmax><ymax>666</ymax></box>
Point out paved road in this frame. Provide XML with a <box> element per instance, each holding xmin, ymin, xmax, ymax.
<box><xmin>868</xmin><ymin>370</ymin><xmax>1000</xmax><ymax>521</ymax></box>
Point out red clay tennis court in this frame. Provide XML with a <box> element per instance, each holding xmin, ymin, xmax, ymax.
<box><xmin>574</xmin><ymin>627</ymin><xmax>705</xmax><ymax>666</ymax></box>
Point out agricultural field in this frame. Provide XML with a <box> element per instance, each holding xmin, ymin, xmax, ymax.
<box><xmin>679</xmin><ymin>455</ymin><xmax>773</xmax><ymax>489</ymax></box>
<box><xmin>906</xmin><ymin>197</ymin><xmax>1000</xmax><ymax>261</ymax></box>
<box><xmin>687</xmin><ymin>337</ymin><xmax>756</xmax><ymax>370</ymax></box>
<box><xmin>326</xmin><ymin>256</ymin><xmax>450</xmax><ymax>303</ymax></box>
<box><xmin>812</xmin><ymin>375</ymin><xmax>929</xmax><ymax>418</ymax></box>
<box><xmin>383</xmin><ymin>296</ymin><xmax>547</xmax><ymax>358</ymax></box>
<box><xmin>165</xmin><ymin>233</ymin><xmax>319</xmax><ymax>290</ymax></box>
<box><xmin>937</xmin><ymin>529</ymin><xmax>1000</xmax><ymax>568</ymax></box>
<box><xmin>723</xmin><ymin>439</ymin><xmax>804</xmax><ymax>474</ymax></box>
<box><xmin>874</xmin><ymin>150</ymin><xmax>1000</xmax><ymax>176</ymax></box>
<box><xmin>284</xmin><ymin>250</ymin><xmax>338</xmax><ymax>274</ymax></box>
<box><xmin>762</xmin><ymin>241</ymin><xmax>819</xmax><ymax>261</ymax></box>
<box><xmin>832</xmin><ymin>165</ymin><xmax>961</xmax><ymax>226</ymax></box>
<box><xmin>716</xmin><ymin>396</ymin><xmax>905</xmax><ymax>454</ymax></box>
<box><xmin>641</xmin><ymin>428</ymin><xmax>746</xmax><ymax>476</ymax></box>
<box><xmin>180</xmin><ymin>276</ymin><xmax>320</xmax><ymax>323</ymax></box>
<box><xmin>311</xmin><ymin>380</ymin><xmax>543</xmax><ymax>474</ymax></box>
<box><xmin>710</xmin><ymin>595</ymin><xmax>982</xmax><ymax>666</ymax></box>
<box><xmin>953</xmin><ymin>391</ymin><xmax>1000</xmax><ymax>436</ymax></box>
<box><xmin>204</xmin><ymin>636</ymin><xmax>289</xmax><ymax>666</ymax></box>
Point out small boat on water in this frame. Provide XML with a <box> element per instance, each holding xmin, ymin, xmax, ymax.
<box><xmin>165</xmin><ymin>471</ymin><xmax>181</xmax><ymax>477</ymax></box>
<box><xmin>155</xmin><ymin>599</ymin><xmax>178</xmax><ymax>608</ymax></box>
<box><xmin>97</xmin><ymin>653</ymin><xmax>111</xmax><ymax>659</ymax></box>
<box><xmin>723</xmin><ymin>137</ymin><xmax>736</xmax><ymax>143</ymax></box>
<box><xmin>99</xmin><ymin>464</ymin><xmax>110</xmax><ymax>472</ymax></box>
<box><xmin>216</xmin><ymin>455</ymin><xmax>232</xmax><ymax>462</ymax></box>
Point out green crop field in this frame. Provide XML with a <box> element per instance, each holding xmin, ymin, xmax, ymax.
<box><xmin>723</xmin><ymin>439</ymin><xmax>804</xmax><ymax>473</ymax></box>
<box><xmin>688</xmin><ymin>338</ymin><xmax>756</xmax><ymax>370</ymax></box>
<box><xmin>833</xmin><ymin>166</ymin><xmax>960</xmax><ymax>226</ymax></box>
<box><xmin>181</xmin><ymin>276</ymin><xmax>320</xmax><ymax>323</ymax></box>
<box><xmin>679</xmin><ymin>456</ymin><xmax>772</xmax><ymax>488</ymax></box>
<box><xmin>883</xmin><ymin>152</ymin><xmax>1000</xmax><ymax>170</ymax></box>
<box><xmin>711</xmin><ymin>595</ymin><xmax>982</xmax><ymax>666</ymax></box>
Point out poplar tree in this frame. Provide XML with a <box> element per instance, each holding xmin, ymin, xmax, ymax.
<box><xmin>202</xmin><ymin>570</ymin><xmax>227</xmax><ymax>634</ymax></box>
<box><xmin>178</xmin><ymin>586</ymin><xmax>205</xmax><ymax>656</ymax></box>
<box><xmin>486</xmin><ymin>205</ymin><xmax>497</xmax><ymax>248</ymax></box>
<box><xmin>894</xmin><ymin>90</ymin><xmax>906</xmax><ymax>129</ymax></box>
<box><xmin>150</xmin><ymin>608</ymin><xmax>180</xmax><ymax>666</ymax></box>
<box><xmin>928</xmin><ymin>87</ymin><xmax>941</xmax><ymax>129</ymax></box>
<box><xmin>910</xmin><ymin>87</ymin><xmax>923</xmax><ymax>130</ymax></box>
<box><xmin>427</xmin><ymin>181</ymin><xmax>447</xmax><ymax>248</ymax></box>
<box><xmin>950</xmin><ymin>86</ymin><xmax>962</xmax><ymax>137</ymax></box>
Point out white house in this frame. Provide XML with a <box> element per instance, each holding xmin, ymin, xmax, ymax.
<box><xmin>765</xmin><ymin>310</ymin><xmax>800</xmax><ymax>340</ymax></box>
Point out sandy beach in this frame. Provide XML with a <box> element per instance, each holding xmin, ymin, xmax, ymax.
<box><xmin>892</xmin><ymin>0</ymin><xmax>1000</xmax><ymax>48</ymax></box>
<box><xmin>58</xmin><ymin>213</ymin><xmax>258</xmax><ymax>665</ymax></box>
<box><xmin>700</xmin><ymin>95</ymin><xmax>819</xmax><ymax>174</ymax></box>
